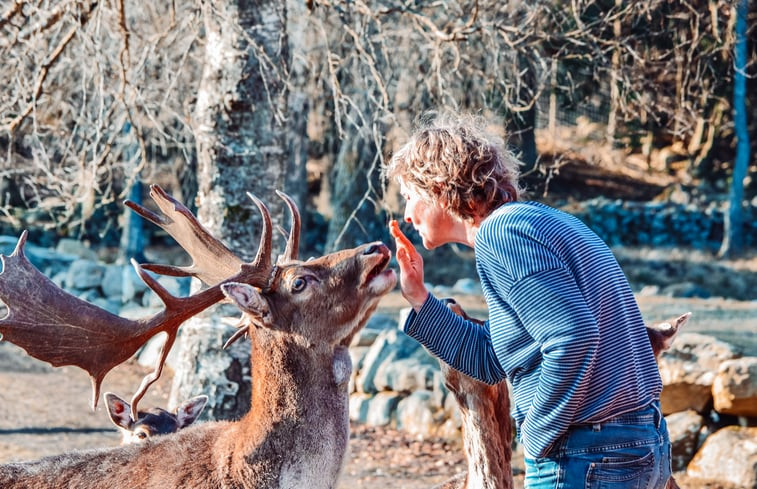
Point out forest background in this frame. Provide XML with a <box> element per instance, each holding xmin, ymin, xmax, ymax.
<box><xmin>1</xmin><ymin>0</ymin><xmax>755</xmax><ymax>266</ymax></box>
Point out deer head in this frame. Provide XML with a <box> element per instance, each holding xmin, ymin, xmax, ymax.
<box><xmin>105</xmin><ymin>392</ymin><xmax>208</xmax><ymax>444</ymax></box>
<box><xmin>0</xmin><ymin>185</ymin><xmax>299</xmax><ymax>416</ymax></box>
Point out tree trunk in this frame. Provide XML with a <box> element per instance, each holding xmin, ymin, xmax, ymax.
<box><xmin>325</xmin><ymin>125</ymin><xmax>385</xmax><ymax>252</ymax></box>
<box><xmin>719</xmin><ymin>0</ymin><xmax>750</xmax><ymax>258</ymax></box>
<box><xmin>170</xmin><ymin>0</ymin><xmax>293</xmax><ymax>421</ymax></box>
<box><xmin>193</xmin><ymin>0</ymin><xmax>291</xmax><ymax>262</ymax></box>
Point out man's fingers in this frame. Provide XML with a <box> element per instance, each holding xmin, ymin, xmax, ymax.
<box><xmin>389</xmin><ymin>219</ymin><xmax>414</xmax><ymax>249</ymax></box>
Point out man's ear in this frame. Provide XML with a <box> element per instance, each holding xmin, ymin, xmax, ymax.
<box><xmin>221</xmin><ymin>282</ymin><xmax>272</xmax><ymax>327</ymax></box>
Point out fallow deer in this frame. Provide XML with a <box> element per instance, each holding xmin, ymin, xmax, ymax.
<box><xmin>434</xmin><ymin>298</ymin><xmax>689</xmax><ymax>489</ymax></box>
<box><xmin>105</xmin><ymin>392</ymin><xmax>208</xmax><ymax>444</ymax></box>
<box><xmin>0</xmin><ymin>185</ymin><xmax>397</xmax><ymax>488</ymax></box>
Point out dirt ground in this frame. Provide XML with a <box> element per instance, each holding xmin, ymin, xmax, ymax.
<box><xmin>1</xmin><ymin>287</ymin><xmax>755</xmax><ymax>488</ymax></box>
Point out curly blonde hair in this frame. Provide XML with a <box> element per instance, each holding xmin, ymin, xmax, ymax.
<box><xmin>385</xmin><ymin>112</ymin><xmax>523</xmax><ymax>221</ymax></box>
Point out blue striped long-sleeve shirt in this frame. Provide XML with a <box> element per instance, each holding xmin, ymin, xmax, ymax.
<box><xmin>403</xmin><ymin>201</ymin><xmax>662</xmax><ymax>459</ymax></box>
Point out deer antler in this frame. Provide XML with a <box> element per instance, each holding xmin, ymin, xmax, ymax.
<box><xmin>0</xmin><ymin>185</ymin><xmax>299</xmax><ymax>417</ymax></box>
<box><xmin>124</xmin><ymin>185</ymin><xmax>244</xmax><ymax>286</ymax></box>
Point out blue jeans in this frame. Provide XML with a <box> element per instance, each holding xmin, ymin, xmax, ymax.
<box><xmin>524</xmin><ymin>401</ymin><xmax>672</xmax><ymax>489</ymax></box>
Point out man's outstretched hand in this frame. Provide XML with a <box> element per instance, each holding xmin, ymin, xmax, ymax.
<box><xmin>389</xmin><ymin>220</ymin><xmax>429</xmax><ymax>311</ymax></box>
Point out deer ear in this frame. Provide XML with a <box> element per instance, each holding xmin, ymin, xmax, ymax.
<box><xmin>104</xmin><ymin>392</ymin><xmax>133</xmax><ymax>429</ymax></box>
<box><xmin>221</xmin><ymin>282</ymin><xmax>272</xmax><ymax>327</ymax></box>
<box><xmin>175</xmin><ymin>395</ymin><xmax>208</xmax><ymax>428</ymax></box>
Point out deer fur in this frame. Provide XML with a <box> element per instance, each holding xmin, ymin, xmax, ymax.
<box><xmin>0</xmin><ymin>241</ymin><xmax>397</xmax><ymax>489</ymax></box>
<box><xmin>105</xmin><ymin>392</ymin><xmax>208</xmax><ymax>444</ymax></box>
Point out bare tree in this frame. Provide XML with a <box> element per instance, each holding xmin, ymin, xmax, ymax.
<box><xmin>0</xmin><ymin>0</ymin><xmax>203</xmax><ymax>240</ymax></box>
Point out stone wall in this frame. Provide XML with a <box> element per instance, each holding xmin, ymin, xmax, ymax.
<box><xmin>563</xmin><ymin>197</ymin><xmax>757</xmax><ymax>250</ymax></box>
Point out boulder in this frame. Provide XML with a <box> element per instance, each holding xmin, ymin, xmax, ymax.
<box><xmin>55</xmin><ymin>238</ymin><xmax>98</xmax><ymax>261</ymax></box>
<box><xmin>101</xmin><ymin>264</ymin><xmax>124</xmax><ymax>300</ymax></box>
<box><xmin>658</xmin><ymin>333</ymin><xmax>740</xmax><ymax>414</ymax></box>
<box><xmin>713</xmin><ymin>357</ymin><xmax>757</xmax><ymax>417</ymax></box>
<box><xmin>374</xmin><ymin>357</ymin><xmax>437</xmax><ymax>393</ymax></box>
<box><xmin>65</xmin><ymin>259</ymin><xmax>105</xmax><ymax>290</ymax></box>
<box><xmin>396</xmin><ymin>390</ymin><xmax>440</xmax><ymax>437</ymax></box>
<box><xmin>349</xmin><ymin>391</ymin><xmax>403</xmax><ymax>426</ymax></box>
<box><xmin>686</xmin><ymin>426</ymin><xmax>757</xmax><ymax>488</ymax></box>
<box><xmin>665</xmin><ymin>410</ymin><xmax>705</xmax><ymax>471</ymax></box>
<box><xmin>355</xmin><ymin>328</ymin><xmax>425</xmax><ymax>394</ymax></box>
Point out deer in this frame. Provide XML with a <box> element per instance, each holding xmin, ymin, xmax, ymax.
<box><xmin>104</xmin><ymin>392</ymin><xmax>208</xmax><ymax>444</ymax></box>
<box><xmin>0</xmin><ymin>184</ymin><xmax>397</xmax><ymax>489</ymax></box>
<box><xmin>432</xmin><ymin>297</ymin><xmax>690</xmax><ymax>489</ymax></box>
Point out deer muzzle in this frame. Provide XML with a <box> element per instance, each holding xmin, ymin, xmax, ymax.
<box><xmin>360</xmin><ymin>242</ymin><xmax>396</xmax><ymax>294</ymax></box>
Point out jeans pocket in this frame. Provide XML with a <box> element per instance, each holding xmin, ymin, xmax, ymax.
<box><xmin>586</xmin><ymin>449</ymin><xmax>655</xmax><ymax>489</ymax></box>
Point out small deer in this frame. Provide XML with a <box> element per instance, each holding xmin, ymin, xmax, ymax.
<box><xmin>104</xmin><ymin>392</ymin><xmax>208</xmax><ymax>444</ymax></box>
<box><xmin>434</xmin><ymin>298</ymin><xmax>689</xmax><ymax>489</ymax></box>
<box><xmin>0</xmin><ymin>186</ymin><xmax>397</xmax><ymax>489</ymax></box>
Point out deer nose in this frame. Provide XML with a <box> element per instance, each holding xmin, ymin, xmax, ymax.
<box><xmin>363</xmin><ymin>243</ymin><xmax>380</xmax><ymax>255</ymax></box>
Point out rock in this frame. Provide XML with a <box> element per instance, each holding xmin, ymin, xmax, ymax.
<box><xmin>355</xmin><ymin>328</ymin><xmax>425</xmax><ymax>394</ymax></box>
<box><xmin>101</xmin><ymin>264</ymin><xmax>124</xmax><ymax>300</ymax></box>
<box><xmin>661</xmin><ymin>282</ymin><xmax>711</xmax><ymax>299</ymax></box>
<box><xmin>658</xmin><ymin>333</ymin><xmax>741</xmax><ymax>414</ymax></box>
<box><xmin>351</xmin><ymin>312</ymin><xmax>396</xmax><ymax>347</ymax></box>
<box><xmin>55</xmin><ymin>238</ymin><xmax>98</xmax><ymax>261</ymax></box>
<box><xmin>665</xmin><ymin>410</ymin><xmax>705</xmax><ymax>471</ymax></box>
<box><xmin>91</xmin><ymin>296</ymin><xmax>122</xmax><ymax>315</ymax></box>
<box><xmin>374</xmin><ymin>358</ymin><xmax>437</xmax><ymax>393</ymax></box>
<box><xmin>686</xmin><ymin>426</ymin><xmax>757</xmax><ymax>488</ymax></box>
<box><xmin>348</xmin><ymin>346</ymin><xmax>370</xmax><ymax>393</ymax></box>
<box><xmin>713</xmin><ymin>357</ymin><xmax>757</xmax><ymax>417</ymax></box>
<box><xmin>396</xmin><ymin>390</ymin><xmax>439</xmax><ymax>437</ymax></box>
<box><xmin>350</xmin><ymin>392</ymin><xmax>403</xmax><ymax>426</ymax></box>
<box><xmin>65</xmin><ymin>259</ymin><xmax>105</xmax><ymax>290</ymax></box>
<box><xmin>451</xmin><ymin>278</ymin><xmax>482</xmax><ymax>295</ymax></box>
<box><xmin>121</xmin><ymin>264</ymin><xmax>150</xmax><ymax>303</ymax></box>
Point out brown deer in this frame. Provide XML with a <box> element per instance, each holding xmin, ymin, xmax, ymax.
<box><xmin>0</xmin><ymin>185</ymin><xmax>397</xmax><ymax>488</ymax></box>
<box><xmin>434</xmin><ymin>298</ymin><xmax>689</xmax><ymax>489</ymax></box>
<box><xmin>105</xmin><ymin>392</ymin><xmax>208</xmax><ymax>444</ymax></box>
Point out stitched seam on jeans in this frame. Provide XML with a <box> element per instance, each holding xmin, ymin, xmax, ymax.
<box><xmin>562</xmin><ymin>436</ymin><xmax>659</xmax><ymax>455</ymax></box>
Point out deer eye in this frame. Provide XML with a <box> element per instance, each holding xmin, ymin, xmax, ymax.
<box><xmin>136</xmin><ymin>431</ymin><xmax>148</xmax><ymax>439</ymax></box>
<box><xmin>291</xmin><ymin>276</ymin><xmax>308</xmax><ymax>293</ymax></box>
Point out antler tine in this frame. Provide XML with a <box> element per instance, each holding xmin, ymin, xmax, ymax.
<box><xmin>244</xmin><ymin>192</ymin><xmax>273</xmax><ymax>273</ymax></box>
<box><xmin>125</xmin><ymin>184</ymin><xmax>244</xmax><ymax>287</ymax></box>
<box><xmin>275</xmin><ymin>190</ymin><xmax>300</xmax><ymax>262</ymax></box>
<box><xmin>130</xmin><ymin>258</ymin><xmax>180</xmax><ymax>308</ymax></box>
<box><xmin>10</xmin><ymin>229</ymin><xmax>28</xmax><ymax>257</ymax></box>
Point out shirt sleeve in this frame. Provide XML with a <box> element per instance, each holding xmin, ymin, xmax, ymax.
<box><xmin>508</xmin><ymin>267</ymin><xmax>600</xmax><ymax>458</ymax></box>
<box><xmin>403</xmin><ymin>294</ymin><xmax>507</xmax><ymax>385</ymax></box>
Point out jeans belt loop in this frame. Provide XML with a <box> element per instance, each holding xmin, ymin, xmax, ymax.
<box><xmin>651</xmin><ymin>401</ymin><xmax>663</xmax><ymax>429</ymax></box>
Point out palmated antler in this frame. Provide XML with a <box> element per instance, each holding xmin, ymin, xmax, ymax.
<box><xmin>0</xmin><ymin>185</ymin><xmax>300</xmax><ymax>417</ymax></box>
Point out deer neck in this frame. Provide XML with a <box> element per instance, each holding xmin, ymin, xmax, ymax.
<box><xmin>454</xmin><ymin>382</ymin><xmax>513</xmax><ymax>489</ymax></box>
<box><xmin>248</xmin><ymin>329</ymin><xmax>347</xmax><ymax>415</ymax></box>
<box><xmin>226</xmin><ymin>328</ymin><xmax>350</xmax><ymax>489</ymax></box>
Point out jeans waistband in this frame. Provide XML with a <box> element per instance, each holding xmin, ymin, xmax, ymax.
<box><xmin>576</xmin><ymin>400</ymin><xmax>663</xmax><ymax>431</ymax></box>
